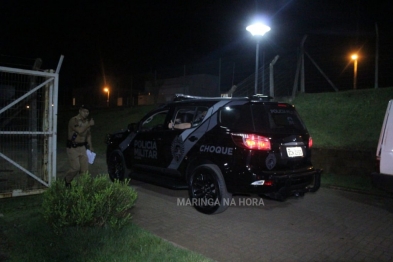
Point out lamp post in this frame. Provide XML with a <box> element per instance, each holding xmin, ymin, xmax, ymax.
<box><xmin>246</xmin><ymin>22</ymin><xmax>271</xmax><ymax>95</ymax></box>
<box><xmin>103</xmin><ymin>87</ymin><xmax>110</xmax><ymax>107</ymax></box>
<box><xmin>351</xmin><ymin>54</ymin><xmax>358</xmax><ymax>90</ymax></box>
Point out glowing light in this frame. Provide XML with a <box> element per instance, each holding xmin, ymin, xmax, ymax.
<box><xmin>350</xmin><ymin>54</ymin><xmax>358</xmax><ymax>89</ymax></box>
<box><xmin>246</xmin><ymin>22</ymin><xmax>271</xmax><ymax>95</ymax></box>
<box><xmin>103</xmin><ymin>87</ymin><xmax>110</xmax><ymax>107</ymax></box>
<box><xmin>246</xmin><ymin>23</ymin><xmax>271</xmax><ymax>36</ymax></box>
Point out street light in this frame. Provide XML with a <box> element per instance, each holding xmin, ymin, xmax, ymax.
<box><xmin>351</xmin><ymin>54</ymin><xmax>358</xmax><ymax>90</ymax></box>
<box><xmin>246</xmin><ymin>22</ymin><xmax>271</xmax><ymax>95</ymax></box>
<box><xmin>103</xmin><ymin>87</ymin><xmax>110</xmax><ymax>107</ymax></box>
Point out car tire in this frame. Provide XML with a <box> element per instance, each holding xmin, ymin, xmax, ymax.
<box><xmin>108</xmin><ymin>150</ymin><xmax>126</xmax><ymax>182</ymax></box>
<box><xmin>188</xmin><ymin>164</ymin><xmax>232</xmax><ymax>214</ymax></box>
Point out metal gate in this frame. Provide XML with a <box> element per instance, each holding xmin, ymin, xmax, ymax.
<box><xmin>0</xmin><ymin>56</ymin><xmax>63</xmax><ymax>198</ymax></box>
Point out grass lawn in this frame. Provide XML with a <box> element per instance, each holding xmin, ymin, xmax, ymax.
<box><xmin>292</xmin><ymin>87</ymin><xmax>393</xmax><ymax>150</ymax></box>
<box><xmin>0</xmin><ymin>195</ymin><xmax>213</xmax><ymax>262</ymax></box>
<box><xmin>292</xmin><ymin>87</ymin><xmax>393</xmax><ymax>197</ymax></box>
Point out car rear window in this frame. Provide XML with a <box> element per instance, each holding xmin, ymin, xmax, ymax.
<box><xmin>219</xmin><ymin>104</ymin><xmax>307</xmax><ymax>133</ymax></box>
<box><xmin>219</xmin><ymin>105</ymin><xmax>254</xmax><ymax>131</ymax></box>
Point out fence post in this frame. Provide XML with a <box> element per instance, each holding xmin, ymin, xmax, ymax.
<box><xmin>28</xmin><ymin>58</ymin><xmax>42</xmax><ymax>187</ymax></box>
<box><xmin>269</xmin><ymin>55</ymin><xmax>279</xmax><ymax>98</ymax></box>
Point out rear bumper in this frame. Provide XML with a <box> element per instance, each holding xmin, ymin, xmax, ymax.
<box><xmin>274</xmin><ymin>168</ymin><xmax>322</xmax><ymax>191</ymax></box>
<box><xmin>248</xmin><ymin>168</ymin><xmax>322</xmax><ymax>199</ymax></box>
<box><xmin>273</xmin><ymin>169</ymin><xmax>322</xmax><ymax>199</ymax></box>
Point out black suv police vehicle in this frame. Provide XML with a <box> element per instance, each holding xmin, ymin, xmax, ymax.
<box><xmin>106</xmin><ymin>94</ymin><xmax>321</xmax><ymax>214</ymax></box>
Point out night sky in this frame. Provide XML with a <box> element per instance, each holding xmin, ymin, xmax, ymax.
<box><xmin>1</xmin><ymin>0</ymin><xmax>392</xmax><ymax>98</ymax></box>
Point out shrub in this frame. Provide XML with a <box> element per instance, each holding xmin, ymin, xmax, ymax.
<box><xmin>41</xmin><ymin>173</ymin><xmax>137</xmax><ymax>233</ymax></box>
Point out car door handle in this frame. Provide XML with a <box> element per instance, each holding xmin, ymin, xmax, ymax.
<box><xmin>189</xmin><ymin>136</ymin><xmax>198</xmax><ymax>142</ymax></box>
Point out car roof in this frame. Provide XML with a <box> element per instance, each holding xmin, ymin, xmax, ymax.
<box><xmin>173</xmin><ymin>93</ymin><xmax>273</xmax><ymax>102</ymax></box>
<box><xmin>153</xmin><ymin>94</ymin><xmax>293</xmax><ymax>112</ymax></box>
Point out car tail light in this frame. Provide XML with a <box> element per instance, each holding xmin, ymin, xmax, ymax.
<box><xmin>308</xmin><ymin>137</ymin><xmax>313</xmax><ymax>148</ymax></box>
<box><xmin>231</xmin><ymin>133</ymin><xmax>271</xmax><ymax>150</ymax></box>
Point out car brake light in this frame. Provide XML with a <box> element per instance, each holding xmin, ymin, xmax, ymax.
<box><xmin>308</xmin><ymin>137</ymin><xmax>313</xmax><ymax>148</ymax></box>
<box><xmin>231</xmin><ymin>133</ymin><xmax>271</xmax><ymax>150</ymax></box>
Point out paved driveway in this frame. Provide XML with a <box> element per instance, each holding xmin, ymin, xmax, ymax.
<box><xmin>58</xmin><ymin>152</ymin><xmax>393</xmax><ymax>262</ymax></box>
<box><xmin>131</xmin><ymin>182</ymin><xmax>393</xmax><ymax>262</ymax></box>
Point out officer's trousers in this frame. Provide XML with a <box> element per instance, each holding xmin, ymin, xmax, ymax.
<box><xmin>65</xmin><ymin>146</ymin><xmax>88</xmax><ymax>183</ymax></box>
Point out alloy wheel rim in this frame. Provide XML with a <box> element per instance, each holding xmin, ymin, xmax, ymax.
<box><xmin>192</xmin><ymin>172</ymin><xmax>218</xmax><ymax>205</ymax></box>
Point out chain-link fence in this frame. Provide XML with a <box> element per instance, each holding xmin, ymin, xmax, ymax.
<box><xmin>149</xmin><ymin>33</ymin><xmax>393</xmax><ymax>99</ymax></box>
<box><xmin>0</xmin><ymin>58</ymin><xmax>61</xmax><ymax>197</ymax></box>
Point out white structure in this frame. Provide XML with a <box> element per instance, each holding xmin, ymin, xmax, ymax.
<box><xmin>0</xmin><ymin>56</ymin><xmax>63</xmax><ymax>197</ymax></box>
<box><xmin>373</xmin><ymin>99</ymin><xmax>393</xmax><ymax>192</ymax></box>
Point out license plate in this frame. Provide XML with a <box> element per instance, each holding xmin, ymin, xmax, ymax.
<box><xmin>286</xmin><ymin>147</ymin><xmax>303</xmax><ymax>157</ymax></box>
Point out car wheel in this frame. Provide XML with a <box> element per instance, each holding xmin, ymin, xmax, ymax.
<box><xmin>188</xmin><ymin>164</ymin><xmax>232</xmax><ymax>214</ymax></box>
<box><xmin>108</xmin><ymin>150</ymin><xmax>126</xmax><ymax>182</ymax></box>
